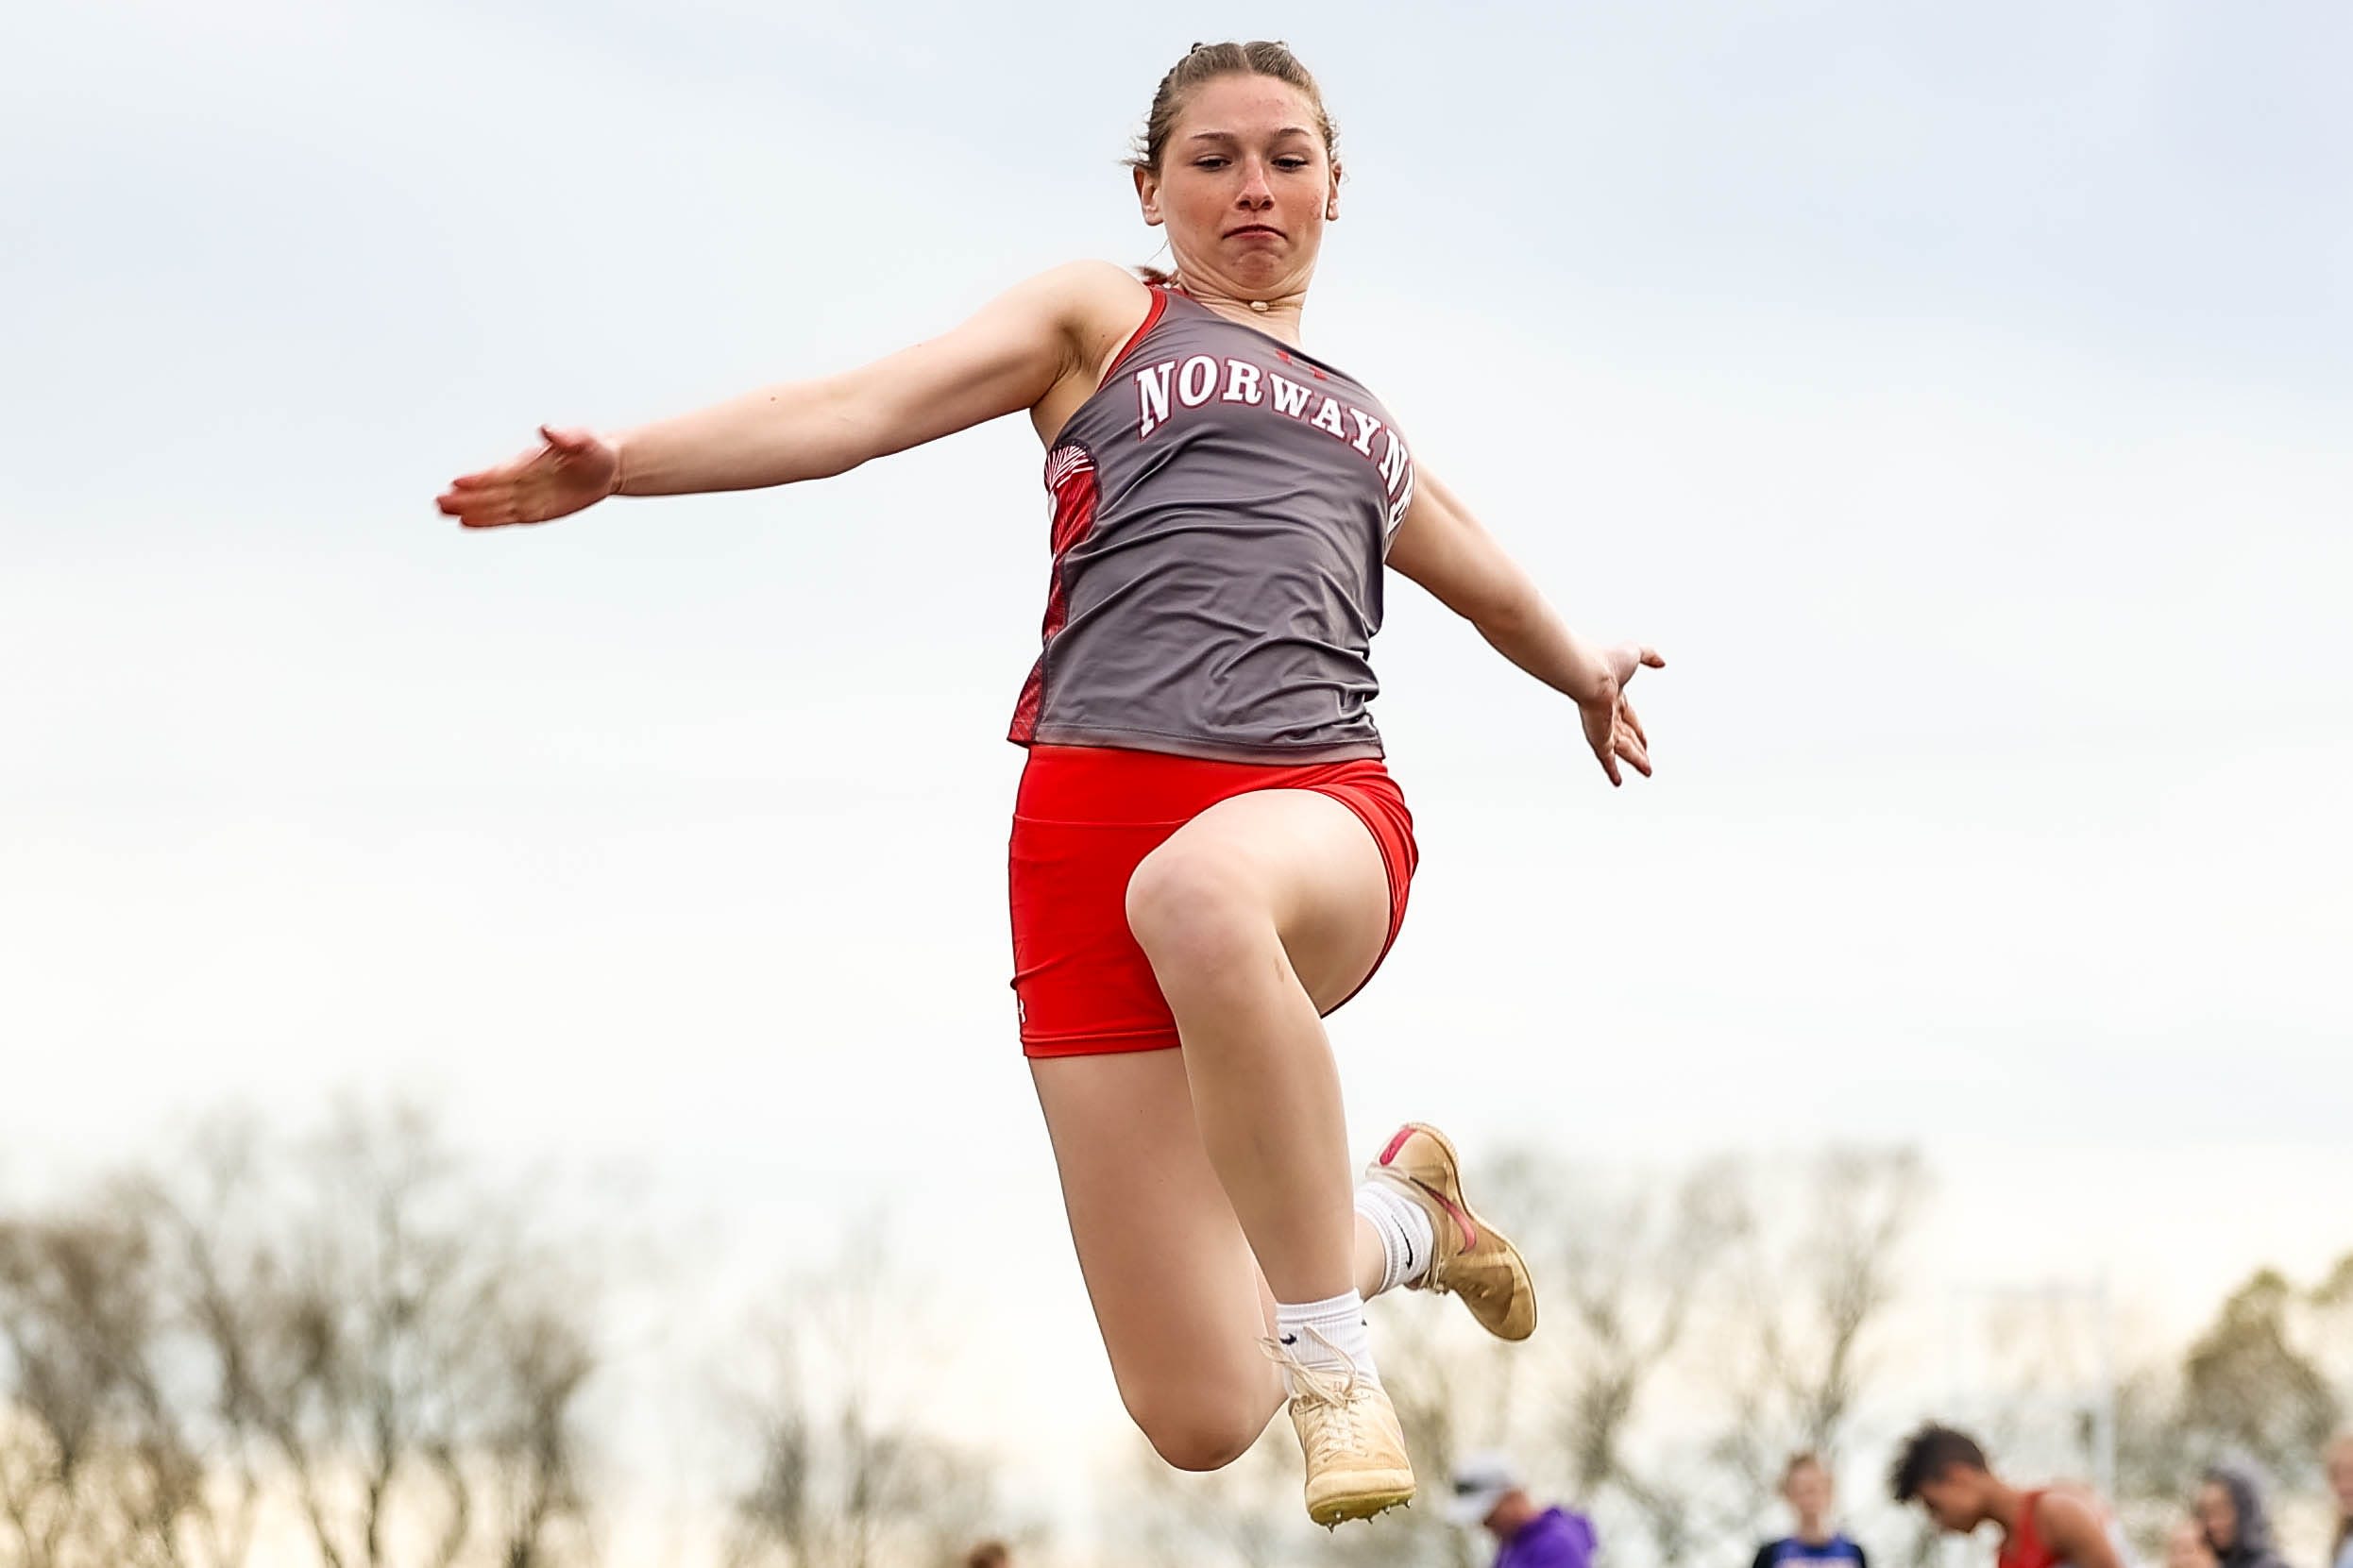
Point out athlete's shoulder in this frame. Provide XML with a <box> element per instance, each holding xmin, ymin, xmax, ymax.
<box><xmin>2034</xmin><ymin>1488</ymin><xmax>2108</xmax><ymax>1547</ymax></box>
<box><xmin>1011</xmin><ymin>260</ymin><xmax>1154</xmax><ymax>320</ymax></box>
<box><xmin>992</xmin><ymin>261</ymin><xmax>1155</xmax><ymax>365</ymax></box>
<box><xmin>1058</xmin><ymin>258</ymin><xmax>1156</xmax><ymax>290</ymax></box>
<box><xmin>2038</xmin><ymin>1486</ymin><xmax>2100</xmax><ymax>1518</ymax></box>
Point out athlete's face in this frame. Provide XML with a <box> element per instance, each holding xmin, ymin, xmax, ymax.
<box><xmin>1135</xmin><ymin>73</ymin><xmax>1339</xmax><ymax>304</ymax></box>
<box><xmin>1916</xmin><ymin>1470</ymin><xmax>1986</xmax><ymax>1533</ymax></box>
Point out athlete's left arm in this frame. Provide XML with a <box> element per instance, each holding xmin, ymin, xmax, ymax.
<box><xmin>2039</xmin><ymin>1494</ymin><xmax>2127</xmax><ymax>1568</ymax></box>
<box><xmin>1385</xmin><ymin>464</ymin><xmax>1664</xmax><ymax>786</ymax></box>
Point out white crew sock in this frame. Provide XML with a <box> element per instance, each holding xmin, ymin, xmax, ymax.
<box><xmin>1273</xmin><ymin>1290</ymin><xmax>1379</xmax><ymax>1391</ymax></box>
<box><xmin>1354</xmin><ymin>1179</ymin><xmax>1436</xmax><ymax>1297</ymax></box>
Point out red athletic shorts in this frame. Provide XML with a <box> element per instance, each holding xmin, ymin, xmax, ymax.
<box><xmin>1008</xmin><ymin>743</ymin><xmax>1418</xmax><ymax>1058</ymax></box>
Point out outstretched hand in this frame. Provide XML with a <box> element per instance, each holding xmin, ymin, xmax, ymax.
<box><xmin>1580</xmin><ymin>642</ymin><xmax>1665</xmax><ymax>787</ymax></box>
<box><xmin>435</xmin><ymin>426</ymin><xmax>620</xmax><ymax>529</ymax></box>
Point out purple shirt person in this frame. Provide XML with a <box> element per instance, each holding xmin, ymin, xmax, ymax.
<box><xmin>1447</xmin><ymin>1453</ymin><xmax>1600</xmax><ymax>1568</ymax></box>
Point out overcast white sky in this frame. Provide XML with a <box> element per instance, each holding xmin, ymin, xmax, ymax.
<box><xmin>4</xmin><ymin>0</ymin><xmax>2349</xmax><ymax>1555</ymax></box>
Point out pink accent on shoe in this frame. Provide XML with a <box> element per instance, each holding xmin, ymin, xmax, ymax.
<box><xmin>1409</xmin><ymin>1177</ymin><xmax>1479</xmax><ymax>1252</ymax></box>
<box><xmin>1377</xmin><ymin>1126</ymin><xmax>1415</xmax><ymax>1166</ymax></box>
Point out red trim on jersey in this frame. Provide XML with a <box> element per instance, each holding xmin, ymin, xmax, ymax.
<box><xmin>2001</xmin><ymin>1493</ymin><xmax>2058</xmax><ymax>1568</ymax></box>
<box><xmin>1103</xmin><ymin>289</ymin><xmax>1170</xmax><ymax>380</ymax></box>
<box><xmin>1007</xmin><ymin>448</ymin><xmax>1103</xmax><ymax>745</ymax></box>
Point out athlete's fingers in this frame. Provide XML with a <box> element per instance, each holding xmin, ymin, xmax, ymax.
<box><xmin>1639</xmin><ymin>647</ymin><xmax>1665</xmax><ymax>669</ymax></box>
<box><xmin>439</xmin><ymin>473</ymin><xmax>516</xmax><ymax>502</ymax></box>
<box><xmin>445</xmin><ymin>445</ymin><xmax>550</xmax><ymax>492</ymax></box>
<box><xmin>1593</xmin><ymin>735</ymin><xmax>1622</xmax><ymax>787</ymax></box>
<box><xmin>458</xmin><ymin>497</ymin><xmax>525</xmax><ymax>528</ymax></box>
<box><xmin>1619</xmin><ymin>698</ymin><xmax>1647</xmax><ymax>750</ymax></box>
<box><xmin>442</xmin><ymin>466</ymin><xmax>520</xmax><ymax>493</ymax></box>
<box><xmin>439</xmin><ymin>485</ymin><xmax>505</xmax><ymax>517</ymax></box>
<box><xmin>1616</xmin><ymin>730</ymin><xmax>1652</xmax><ymax>778</ymax></box>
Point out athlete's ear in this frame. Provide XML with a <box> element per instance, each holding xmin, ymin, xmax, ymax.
<box><xmin>1134</xmin><ymin>164</ymin><xmax>1163</xmax><ymax>228</ymax></box>
<box><xmin>1327</xmin><ymin>160</ymin><xmax>1343</xmax><ymax>222</ymax></box>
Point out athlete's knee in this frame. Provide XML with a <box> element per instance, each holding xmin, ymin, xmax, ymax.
<box><xmin>1149</xmin><ymin>1422</ymin><xmax>1260</xmax><ymax>1474</ymax></box>
<box><xmin>1126</xmin><ymin>1392</ymin><xmax>1268</xmax><ymax>1473</ymax></box>
<box><xmin>1125</xmin><ymin>847</ymin><xmax>1271</xmax><ymax>978</ymax></box>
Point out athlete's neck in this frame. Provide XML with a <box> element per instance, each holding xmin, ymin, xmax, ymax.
<box><xmin>1174</xmin><ymin>279</ymin><xmax>1307</xmax><ymax>345</ymax></box>
<box><xmin>1796</xmin><ymin>1520</ymin><xmax>1835</xmax><ymax>1545</ymax></box>
<box><xmin>1987</xmin><ymin>1481</ymin><xmax>2030</xmax><ymax>1539</ymax></box>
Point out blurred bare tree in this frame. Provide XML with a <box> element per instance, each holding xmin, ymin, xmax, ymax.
<box><xmin>0</xmin><ymin>1101</ymin><xmax>601</xmax><ymax>1568</ymax></box>
<box><xmin>0</xmin><ymin>1207</ymin><xmax>223</xmax><ymax>1568</ymax></box>
<box><xmin>25</xmin><ymin>1105</ymin><xmax>2352</xmax><ymax>1568</ymax></box>
<box><xmin>722</xmin><ymin>1231</ymin><xmax>1001</xmax><ymax>1568</ymax></box>
<box><xmin>1383</xmin><ymin>1143</ymin><xmax>1928</xmax><ymax>1568</ymax></box>
<box><xmin>2115</xmin><ymin>1362</ymin><xmax>2192</xmax><ymax>1527</ymax></box>
<box><xmin>1126</xmin><ymin>1423</ymin><xmax>1300</xmax><ymax>1568</ymax></box>
<box><xmin>1523</xmin><ymin>1155</ymin><xmax>1746</xmax><ymax>1566</ymax></box>
<box><xmin>1712</xmin><ymin>1150</ymin><xmax>1927</xmax><ymax>1496</ymax></box>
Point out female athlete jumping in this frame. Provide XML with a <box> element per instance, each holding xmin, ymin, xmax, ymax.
<box><xmin>437</xmin><ymin>41</ymin><xmax>1662</xmax><ymax>1526</ymax></box>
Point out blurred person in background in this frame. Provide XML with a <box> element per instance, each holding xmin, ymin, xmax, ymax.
<box><xmin>2328</xmin><ymin>1433</ymin><xmax>2353</xmax><ymax>1568</ymax></box>
<box><xmin>2167</xmin><ymin>1518</ymin><xmax>2220</xmax><ymax>1568</ymax></box>
<box><xmin>2196</xmin><ymin>1464</ymin><xmax>2290</xmax><ymax>1568</ymax></box>
<box><xmin>1447</xmin><ymin>1453</ymin><xmax>1598</xmax><ymax>1568</ymax></box>
<box><xmin>1753</xmin><ymin>1451</ymin><xmax>1870</xmax><ymax>1568</ymax></box>
<box><xmin>1890</xmin><ymin>1423</ymin><xmax>2130</xmax><ymax>1568</ymax></box>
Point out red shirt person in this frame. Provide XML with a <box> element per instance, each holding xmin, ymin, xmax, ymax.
<box><xmin>1890</xmin><ymin>1425</ymin><xmax>2130</xmax><ymax>1568</ymax></box>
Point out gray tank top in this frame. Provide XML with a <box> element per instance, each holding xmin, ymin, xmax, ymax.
<box><xmin>1007</xmin><ymin>287</ymin><xmax>1417</xmax><ymax>762</ymax></box>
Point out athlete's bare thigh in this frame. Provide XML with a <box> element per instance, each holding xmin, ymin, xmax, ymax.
<box><xmin>1030</xmin><ymin>1048</ymin><xmax>1279</xmax><ymax>1472</ymax></box>
<box><xmin>1126</xmin><ymin>787</ymin><xmax>1392</xmax><ymax>1011</ymax></box>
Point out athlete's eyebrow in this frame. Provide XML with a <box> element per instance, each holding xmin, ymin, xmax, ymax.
<box><xmin>1185</xmin><ymin>126</ymin><xmax>1316</xmax><ymax>143</ymax></box>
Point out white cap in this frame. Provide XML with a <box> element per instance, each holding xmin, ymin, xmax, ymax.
<box><xmin>1446</xmin><ymin>1451</ymin><xmax>1521</xmax><ymax>1526</ymax></box>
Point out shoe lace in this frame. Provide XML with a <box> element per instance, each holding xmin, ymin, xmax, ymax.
<box><xmin>1259</xmin><ymin>1326</ymin><xmax>1371</xmax><ymax>1463</ymax></box>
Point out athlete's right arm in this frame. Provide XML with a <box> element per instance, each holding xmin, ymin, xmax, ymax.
<box><xmin>434</xmin><ymin>261</ymin><xmax>1140</xmax><ymax>529</ymax></box>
